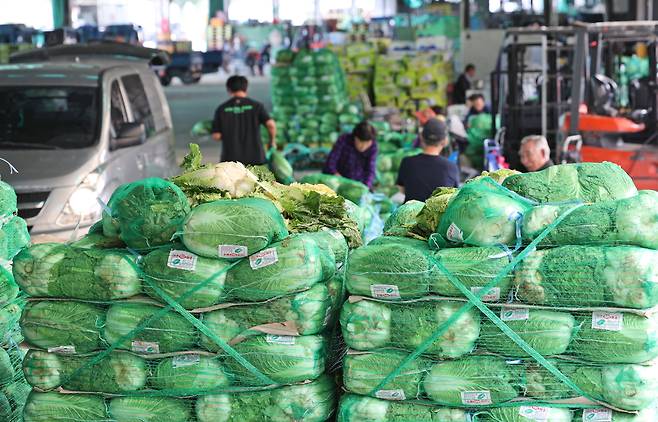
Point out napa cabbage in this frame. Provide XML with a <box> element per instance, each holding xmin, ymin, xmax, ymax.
<box><xmin>412</xmin><ymin>187</ymin><xmax>458</xmax><ymax>239</ymax></box>
<box><xmin>23</xmin><ymin>392</ymin><xmax>108</xmax><ymax>422</ymax></box>
<box><xmin>151</xmin><ymin>355</ymin><xmax>229</xmax><ymax>391</ymax></box>
<box><xmin>337</xmin><ymin>394</ymin><xmax>469</xmax><ymax>422</ymax></box>
<box><xmin>383</xmin><ymin>200</ymin><xmax>423</xmax><ymax>237</ymax></box>
<box><xmin>108</xmin><ymin>396</ymin><xmax>191</xmax><ymax>422</ymax></box>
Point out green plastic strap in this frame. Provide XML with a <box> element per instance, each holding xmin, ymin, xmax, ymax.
<box><xmin>368</xmin><ymin>202</ymin><xmax>585</xmax><ymax>396</ymax></box>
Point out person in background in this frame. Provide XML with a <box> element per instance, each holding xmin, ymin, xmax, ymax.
<box><xmin>211</xmin><ymin>75</ymin><xmax>276</xmax><ymax>165</ymax></box>
<box><xmin>258</xmin><ymin>43</ymin><xmax>271</xmax><ymax>76</ymax></box>
<box><xmin>463</xmin><ymin>93</ymin><xmax>490</xmax><ymax>127</ymax></box>
<box><xmin>323</xmin><ymin>121</ymin><xmax>378</xmax><ymax>189</ymax></box>
<box><xmin>397</xmin><ymin>118</ymin><xmax>460</xmax><ymax>202</ymax></box>
<box><xmin>453</xmin><ymin>63</ymin><xmax>476</xmax><ymax>104</ymax></box>
<box><xmin>519</xmin><ymin>135</ymin><xmax>554</xmax><ymax>172</ymax></box>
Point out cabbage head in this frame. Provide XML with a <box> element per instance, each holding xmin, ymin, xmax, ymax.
<box><xmin>195</xmin><ymin>374</ymin><xmax>335</xmax><ymax>422</ymax></box>
<box><xmin>413</xmin><ymin>187</ymin><xmax>458</xmax><ymax>239</ymax></box>
<box><xmin>0</xmin><ymin>216</ymin><xmax>29</xmax><ymax>261</ymax></box>
<box><xmin>103</xmin><ymin>303</ymin><xmax>196</xmax><ymax>354</ymax></box>
<box><xmin>368</xmin><ymin>236</ymin><xmax>428</xmax><ymax>249</ymax></box>
<box><xmin>569</xmin><ymin>312</ymin><xmax>658</xmax><ymax>364</ymax></box>
<box><xmin>181</xmin><ymin>197</ymin><xmax>288</xmax><ymax>259</ymax></box>
<box><xmin>337</xmin><ymin>394</ymin><xmax>469</xmax><ymax>422</ymax></box>
<box><xmin>23</xmin><ymin>350</ymin><xmax>147</xmax><ymax>393</ymax></box>
<box><xmin>303</xmin><ymin>228</ymin><xmax>348</xmax><ymax>266</ymax></box>
<box><xmin>430</xmin><ymin>246</ymin><xmax>512</xmax><ymax>299</ymax></box>
<box><xmin>436</xmin><ymin>178</ymin><xmax>531</xmax><ymax>247</ymax></box>
<box><xmin>23</xmin><ymin>392</ymin><xmax>108</xmax><ymax>422</ymax></box>
<box><xmin>151</xmin><ymin>355</ymin><xmax>229</xmax><ymax>391</ymax></box>
<box><xmin>142</xmin><ymin>246</ymin><xmax>231</xmax><ymax>309</ymax></box>
<box><xmin>0</xmin><ymin>266</ymin><xmax>18</xmax><ymax>306</ymax></box>
<box><xmin>477</xmin><ymin>405</ymin><xmax>573</xmax><ymax>422</ymax></box>
<box><xmin>424</xmin><ymin>356</ymin><xmax>520</xmax><ymax>406</ymax></box>
<box><xmin>346</xmin><ymin>242</ymin><xmax>437</xmax><ymax>299</ymax></box>
<box><xmin>514</xmin><ymin>246</ymin><xmax>658</xmax><ymax>309</ymax></box>
<box><xmin>343</xmin><ymin>350</ymin><xmax>431</xmax><ymax>400</ymax></box>
<box><xmin>102</xmin><ymin>178</ymin><xmax>191</xmax><ymax>250</ymax></box>
<box><xmin>13</xmin><ymin>243</ymin><xmax>141</xmax><ymax>300</ymax></box>
<box><xmin>575</xmin><ymin>407</ymin><xmax>658</xmax><ymax>422</ymax></box>
<box><xmin>503</xmin><ymin>161</ymin><xmax>636</xmax><ymax>203</ymax></box>
<box><xmin>225</xmin><ymin>235</ymin><xmax>329</xmax><ymax>301</ymax></box>
<box><xmin>224</xmin><ymin>335</ymin><xmax>325</xmax><ymax>385</ymax></box>
<box><xmin>199</xmin><ymin>283</ymin><xmax>332</xmax><ymax>350</ymax></box>
<box><xmin>21</xmin><ymin>301</ymin><xmax>105</xmax><ymax>353</ymax></box>
<box><xmin>108</xmin><ymin>397</ymin><xmax>191</xmax><ymax>422</ymax></box>
<box><xmin>383</xmin><ymin>200</ymin><xmax>424</xmax><ymax>237</ymax></box>
<box><xmin>340</xmin><ymin>299</ymin><xmax>480</xmax><ymax>358</ymax></box>
<box><xmin>478</xmin><ymin>309</ymin><xmax>575</xmax><ymax>357</ymax></box>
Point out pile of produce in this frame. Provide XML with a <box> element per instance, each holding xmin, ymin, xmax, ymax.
<box><xmin>337</xmin><ymin>161</ymin><xmax>658</xmax><ymax>421</ymax></box>
<box><xmin>0</xmin><ymin>180</ymin><xmax>31</xmax><ymax>421</ymax></box>
<box><xmin>331</xmin><ymin>42</ymin><xmax>377</xmax><ymax>102</ymax></box>
<box><xmin>14</xmin><ymin>169</ymin><xmax>359</xmax><ymax>420</ymax></box>
<box><xmin>271</xmin><ymin>48</ymin><xmax>359</xmax><ymax>148</ymax></box>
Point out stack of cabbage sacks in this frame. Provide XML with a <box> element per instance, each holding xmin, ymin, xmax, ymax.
<box><xmin>0</xmin><ymin>180</ymin><xmax>31</xmax><ymax>422</ymax></box>
<box><xmin>15</xmin><ymin>178</ymin><xmax>341</xmax><ymax>422</ymax></box>
<box><xmin>338</xmin><ymin>162</ymin><xmax>658</xmax><ymax>421</ymax></box>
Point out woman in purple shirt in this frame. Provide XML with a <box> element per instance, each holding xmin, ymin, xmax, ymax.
<box><xmin>323</xmin><ymin>121</ymin><xmax>378</xmax><ymax>189</ymax></box>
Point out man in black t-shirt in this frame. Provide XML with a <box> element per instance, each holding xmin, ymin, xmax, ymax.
<box><xmin>211</xmin><ymin>75</ymin><xmax>276</xmax><ymax>165</ymax></box>
<box><xmin>397</xmin><ymin>118</ymin><xmax>460</xmax><ymax>202</ymax></box>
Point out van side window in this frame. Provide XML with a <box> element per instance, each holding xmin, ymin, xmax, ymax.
<box><xmin>121</xmin><ymin>74</ymin><xmax>155</xmax><ymax>135</ymax></box>
<box><xmin>110</xmin><ymin>80</ymin><xmax>128</xmax><ymax>137</ymax></box>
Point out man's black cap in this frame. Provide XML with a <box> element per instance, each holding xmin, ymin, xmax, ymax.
<box><xmin>422</xmin><ymin>118</ymin><xmax>447</xmax><ymax>142</ymax></box>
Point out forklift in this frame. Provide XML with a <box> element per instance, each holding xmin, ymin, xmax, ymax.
<box><xmin>492</xmin><ymin>21</ymin><xmax>658</xmax><ymax>190</ymax></box>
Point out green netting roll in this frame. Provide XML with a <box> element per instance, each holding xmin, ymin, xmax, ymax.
<box><xmin>13</xmin><ymin>243</ymin><xmax>141</xmax><ymax>301</ymax></box>
<box><xmin>224</xmin><ymin>235</ymin><xmax>329</xmax><ymax>301</ymax></box>
<box><xmin>23</xmin><ymin>350</ymin><xmax>147</xmax><ymax>392</ymax></box>
<box><xmin>199</xmin><ymin>283</ymin><xmax>333</xmax><ymax>349</ymax></box>
<box><xmin>102</xmin><ymin>178</ymin><xmax>191</xmax><ymax>250</ymax></box>
<box><xmin>345</xmin><ymin>243</ymin><xmax>437</xmax><ymax>299</ymax></box>
<box><xmin>383</xmin><ymin>201</ymin><xmax>423</xmax><ymax>237</ymax></box>
<box><xmin>141</xmin><ymin>246</ymin><xmax>230</xmax><ymax>309</ymax></box>
<box><xmin>109</xmin><ymin>396</ymin><xmax>191</xmax><ymax>422</ymax></box>
<box><xmin>103</xmin><ymin>302</ymin><xmax>196</xmax><ymax>354</ymax></box>
<box><xmin>478</xmin><ymin>309</ymin><xmax>576</xmax><ymax>357</ymax></box>
<box><xmin>435</xmin><ymin>178</ymin><xmax>533</xmax><ymax>247</ymax></box>
<box><xmin>224</xmin><ymin>335</ymin><xmax>326</xmax><ymax>385</ymax></box>
<box><xmin>181</xmin><ymin>197</ymin><xmax>288</xmax><ymax>260</ymax></box>
<box><xmin>503</xmin><ymin>162</ymin><xmax>637</xmax><ymax>203</ymax></box>
<box><xmin>523</xmin><ymin>190</ymin><xmax>658</xmax><ymax>249</ymax></box>
<box><xmin>569</xmin><ymin>312</ymin><xmax>658</xmax><ymax>364</ymax></box>
<box><xmin>0</xmin><ymin>216</ymin><xmax>29</xmax><ymax>261</ymax></box>
<box><xmin>337</xmin><ymin>393</ymin><xmax>469</xmax><ymax>422</ymax></box>
<box><xmin>195</xmin><ymin>374</ymin><xmax>335</xmax><ymax>422</ymax></box>
<box><xmin>340</xmin><ymin>300</ymin><xmax>480</xmax><ymax>358</ymax></box>
<box><xmin>514</xmin><ymin>245</ymin><xmax>658</xmax><ymax>309</ymax></box>
<box><xmin>21</xmin><ymin>301</ymin><xmax>105</xmax><ymax>354</ymax></box>
<box><xmin>23</xmin><ymin>392</ymin><xmax>108</xmax><ymax>422</ymax></box>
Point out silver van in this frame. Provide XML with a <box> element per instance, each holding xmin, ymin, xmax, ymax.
<box><xmin>0</xmin><ymin>46</ymin><xmax>177</xmax><ymax>242</ymax></box>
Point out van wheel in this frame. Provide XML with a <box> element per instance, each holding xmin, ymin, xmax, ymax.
<box><xmin>181</xmin><ymin>72</ymin><xmax>201</xmax><ymax>84</ymax></box>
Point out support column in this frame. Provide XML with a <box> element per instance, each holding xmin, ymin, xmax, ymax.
<box><xmin>52</xmin><ymin>0</ymin><xmax>71</xmax><ymax>28</ymax></box>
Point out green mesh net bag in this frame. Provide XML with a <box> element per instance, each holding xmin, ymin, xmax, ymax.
<box><xmin>523</xmin><ymin>190</ymin><xmax>658</xmax><ymax>249</ymax></box>
<box><xmin>102</xmin><ymin>178</ymin><xmax>191</xmax><ymax>250</ymax></box>
<box><xmin>181</xmin><ymin>197</ymin><xmax>288</xmax><ymax>260</ymax></box>
<box><xmin>0</xmin><ymin>181</ymin><xmax>17</xmax><ymax>224</ymax></box>
<box><xmin>0</xmin><ymin>217</ymin><xmax>29</xmax><ymax>262</ymax></box>
<box><xmin>502</xmin><ymin>162</ymin><xmax>637</xmax><ymax>203</ymax></box>
<box><xmin>337</xmin><ymin>393</ymin><xmax>469</xmax><ymax>422</ymax></box>
<box><xmin>383</xmin><ymin>200</ymin><xmax>424</xmax><ymax>237</ymax></box>
<box><xmin>0</xmin><ymin>306</ymin><xmax>29</xmax><ymax>422</ymax></box>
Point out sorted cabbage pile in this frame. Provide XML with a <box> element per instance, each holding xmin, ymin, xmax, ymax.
<box><xmin>340</xmin><ymin>162</ymin><xmax>658</xmax><ymax>420</ymax></box>
<box><xmin>0</xmin><ymin>180</ymin><xmax>31</xmax><ymax>422</ymax></box>
<box><xmin>15</xmin><ymin>175</ymin><xmax>351</xmax><ymax>421</ymax></box>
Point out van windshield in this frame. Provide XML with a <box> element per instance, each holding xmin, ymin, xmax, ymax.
<box><xmin>0</xmin><ymin>86</ymin><xmax>99</xmax><ymax>149</ymax></box>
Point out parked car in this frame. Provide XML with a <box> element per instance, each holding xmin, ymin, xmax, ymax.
<box><xmin>158</xmin><ymin>51</ymin><xmax>203</xmax><ymax>85</ymax></box>
<box><xmin>1</xmin><ymin>45</ymin><xmax>177</xmax><ymax>242</ymax></box>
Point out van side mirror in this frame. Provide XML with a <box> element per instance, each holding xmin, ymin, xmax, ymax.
<box><xmin>111</xmin><ymin>122</ymin><xmax>146</xmax><ymax>150</ymax></box>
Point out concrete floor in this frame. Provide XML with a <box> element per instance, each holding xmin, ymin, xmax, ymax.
<box><xmin>164</xmin><ymin>73</ymin><xmax>272</xmax><ymax>164</ymax></box>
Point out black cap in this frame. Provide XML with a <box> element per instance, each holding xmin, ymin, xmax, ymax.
<box><xmin>422</xmin><ymin>118</ymin><xmax>447</xmax><ymax>143</ymax></box>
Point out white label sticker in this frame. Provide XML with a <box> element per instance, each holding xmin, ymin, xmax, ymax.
<box><xmin>460</xmin><ymin>390</ymin><xmax>492</xmax><ymax>405</ymax></box>
<box><xmin>266</xmin><ymin>334</ymin><xmax>296</xmax><ymax>345</ymax></box>
<box><xmin>501</xmin><ymin>307</ymin><xmax>530</xmax><ymax>321</ymax></box>
<box><xmin>446</xmin><ymin>223</ymin><xmax>464</xmax><ymax>242</ymax></box>
<box><xmin>218</xmin><ymin>245</ymin><xmax>248</xmax><ymax>259</ymax></box>
<box><xmin>172</xmin><ymin>354</ymin><xmax>200</xmax><ymax>368</ymax></box>
<box><xmin>519</xmin><ymin>406</ymin><xmax>549</xmax><ymax>421</ymax></box>
<box><xmin>167</xmin><ymin>250</ymin><xmax>198</xmax><ymax>271</ymax></box>
<box><xmin>370</xmin><ymin>284</ymin><xmax>401</xmax><ymax>299</ymax></box>
<box><xmin>131</xmin><ymin>341</ymin><xmax>160</xmax><ymax>354</ymax></box>
<box><xmin>47</xmin><ymin>346</ymin><xmax>76</xmax><ymax>354</ymax></box>
<box><xmin>471</xmin><ymin>287</ymin><xmax>500</xmax><ymax>302</ymax></box>
<box><xmin>249</xmin><ymin>248</ymin><xmax>278</xmax><ymax>269</ymax></box>
<box><xmin>374</xmin><ymin>389</ymin><xmax>406</xmax><ymax>400</ymax></box>
<box><xmin>592</xmin><ymin>311</ymin><xmax>623</xmax><ymax>331</ymax></box>
<box><xmin>582</xmin><ymin>409</ymin><xmax>612</xmax><ymax>422</ymax></box>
